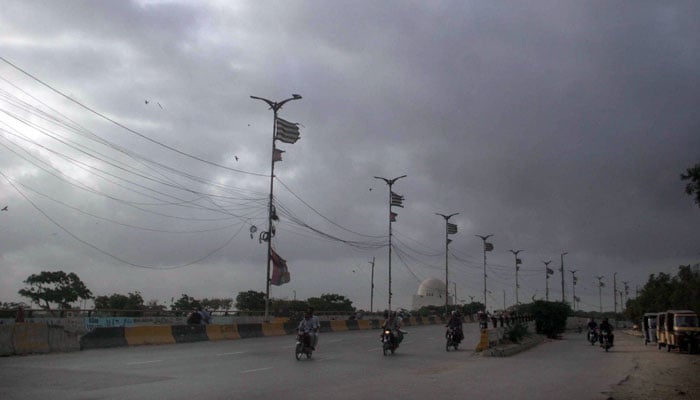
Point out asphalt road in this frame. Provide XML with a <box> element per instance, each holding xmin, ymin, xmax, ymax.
<box><xmin>0</xmin><ymin>324</ymin><xmax>648</xmax><ymax>400</ymax></box>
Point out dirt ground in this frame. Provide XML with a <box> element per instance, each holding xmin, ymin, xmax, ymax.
<box><xmin>603</xmin><ymin>331</ymin><xmax>700</xmax><ymax>400</ymax></box>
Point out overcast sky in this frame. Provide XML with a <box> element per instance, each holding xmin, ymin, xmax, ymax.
<box><xmin>1</xmin><ymin>0</ymin><xmax>698</xmax><ymax>313</ymax></box>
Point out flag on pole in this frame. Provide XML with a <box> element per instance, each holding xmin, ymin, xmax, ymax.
<box><xmin>390</xmin><ymin>191</ymin><xmax>404</xmax><ymax>207</ymax></box>
<box><xmin>485</xmin><ymin>242</ymin><xmax>494</xmax><ymax>252</ymax></box>
<box><xmin>270</xmin><ymin>248</ymin><xmax>290</xmax><ymax>286</ymax></box>
<box><xmin>446</xmin><ymin>223</ymin><xmax>458</xmax><ymax>235</ymax></box>
<box><xmin>273</xmin><ymin>148</ymin><xmax>285</xmax><ymax>162</ymax></box>
<box><xmin>546</xmin><ymin>267</ymin><xmax>554</xmax><ymax>275</ymax></box>
<box><xmin>275</xmin><ymin>118</ymin><xmax>301</xmax><ymax>144</ymax></box>
<box><xmin>390</xmin><ymin>212</ymin><xmax>397</xmax><ymax>222</ymax></box>
<box><xmin>516</xmin><ymin>258</ymin><xmax>522</xmax><ymax>265</ymax></box>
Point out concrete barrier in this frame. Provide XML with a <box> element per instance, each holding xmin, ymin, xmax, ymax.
<box><xmin>330</xmin><ymin>320</ymin><xmax>349</xmax><ymax>332</ymax></box>
<box><xmin>80</xmin><ymin>327</ymin><xmax>127</xmax><ymax>350</ymax></box>
<box><xmin>206</xmin><ymin>324</ymin><xmax>241</xmax><ymax>341</ymax></box>
<box><xmin>0</xmin><ymin>325</ymin><xmax>15</xmax><ymax>356</ymax></box>
<box><xmin>261</xmin><ymin>322</ymin><xmax>287</xmax><ymax>337</ymax></box>
<box><xmin>2</xmin><ymin>315</ymin><xmax>456</xmax><ymax>355</ymax></box>
<box><xmin>172</xmin><ymin>324</ymin><xmax>208</xmax><ymax>343</ymax></box>
<box><xmin>236</xmin><ymin>323</ymin><xmax>264</xmax><ymax>339</ymax></box>
<box><xmin>125</xmin><ymin>325</ymin><xmax>176</xmax><ymax>346</ymax></box>
<box><xmin>48</xmin><ymin>324</ymin><xmax>81</xmax><ymax>352</ymax></box>
<box><xmin>13</xmin><ymin>323</ymin><xmax>50</xmax><ymax>354</ymax></box>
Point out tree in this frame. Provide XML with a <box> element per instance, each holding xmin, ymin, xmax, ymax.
<box><xmin>18</xmin><ymin>271</ymin><xmax>92</xmax><ymax>312</ymax></box>
<box><xmin>625</xmin><ymin>264</ymin><xmax>700</xmax><ymax>323</ymax></box>
<box><xmin>307</xmin><ymin>293</ymin><xmax>354</xmax><ymax>313</ymax></box>
<box><xmin>681</xmin><ymin>163</ymin><xmax>700</xmax><ymax>208</ymax></box>
<box><xmin>171</xmin><ymin>294</ymin><xmax>200</xmax><ymax>312</ymax></box>
<box><xmin>235</xmin><ymin>291</ymin><xmax>266</xmax><ymax>312</ymax></box>
<box><xmin>201</xmin><ymin>298</ymin><xmax>233</xmax><ymax>311</ymax></box>
<box><xmin>94</xmin><ymin>292</ymin><xmax>145</xmax><ymax>316</ymax></box>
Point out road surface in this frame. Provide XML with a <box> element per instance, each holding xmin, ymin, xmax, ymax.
<box><xmin>0</xmin><ymin>323</ymin><xmax>687</xmax><ymax>399</ymax></box>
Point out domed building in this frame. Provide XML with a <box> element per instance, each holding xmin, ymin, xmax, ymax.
<box><xmin>412</xmin><ymin>277</ymin><xmax>452</xmax><ymax>310</ymax></box>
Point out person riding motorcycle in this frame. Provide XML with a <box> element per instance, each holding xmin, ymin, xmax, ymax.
<box><xmin>446</xmin><ymin>310</ymin><xmax>464</xmax><ymax>343</ymax></box>
<box><xmin>598</xmin><ymin>317</ymin><xmax>614</xmax><ymax>347</ymax></box>
<box><xmin>382</xmin><ymin>311</ymin><xmax>404</xmax><ymax>346</ymax></box>
<box><xmin>586</xmin><ymin>318</ymin><xmax>598</xmax><ymax>343</ymax></box>
<box><xmin>298</xmin><ymin>307</ymin><xmax>320</xmax><ymax>350</ymax></box>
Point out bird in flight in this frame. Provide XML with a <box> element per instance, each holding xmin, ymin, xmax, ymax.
<box><xmin>145</xmin><ymin>100</ymin><xmax>149</xmax><ymax>104</ymax></box>
<box><xmin>234</xmin><ymin>156</ymin><xmax>239</xmax><ymax>161</ymax></box>
<box><xmin>1</xmin><ymin>206</ymin><xmax>7</xmax><ymax>211</ymax></box>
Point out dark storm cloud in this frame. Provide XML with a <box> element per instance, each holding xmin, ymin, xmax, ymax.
<box><xmin>0</xmin><ymin>0</ymin><xmax>697</xmax><ymax>311</ymax></box>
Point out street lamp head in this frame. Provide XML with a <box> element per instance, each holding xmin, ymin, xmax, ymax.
<box><xmin>292</xmin><ymin>94</ymin><xmax>302</xmax><ymax>99</ymax></box>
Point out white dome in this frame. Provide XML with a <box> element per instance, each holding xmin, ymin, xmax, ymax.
<box><xmin>417</xmin><ymin>278</ymin><xmax>446</xmax><ymax>296</ymax></box>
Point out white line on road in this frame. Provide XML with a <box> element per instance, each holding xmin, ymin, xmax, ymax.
<box><xmin>241</xmin><ymin>367</ymin><xmax>273</xmax><ymax>374</ymax></box>
<box><xmin>216</xmin><ymin>351</ymin><xmax>246</xmax><ymax>356</ymax></box>
<box><xmin>126</xmin><ymin>360</ymin><xmax>164</xmax><ymax>365</ymax></box>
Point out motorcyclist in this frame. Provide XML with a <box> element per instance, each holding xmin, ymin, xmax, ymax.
<box><xmin>586</xmin><ymin>318</ymin><xmax>598</xmax><ymax>342</ymax></box>
<box><xmin>446</xmin><ymin>310</ymin><xmax>464</xmax><ymax>343</ymax></box>
<box><xmin>298</xmin><ymin>307</ymin><xmax>320</xmax><ymax>350</ymax></box>
<box><xmin>382</xmin><ymin>311</ymin><xmax>404</xmax><ymax>346</ymax></box>
<box><xmin>599</xmin><ymin>317</ymin><xmax>614</xmax><ymax>347</ymax></box>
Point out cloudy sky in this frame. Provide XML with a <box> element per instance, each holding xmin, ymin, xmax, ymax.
<box><xmin>1</xmin><ymin>0</ymin><xmax>698</xmax><ymax>313</ymax></box>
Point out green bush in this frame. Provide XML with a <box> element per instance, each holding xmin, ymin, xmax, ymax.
<box><xmin>526</xmin><ymin>300</ymin><xmax>572</xmax><ymax>339</ymax></box>
<box><xmin>505</xmin><ymin>323</ymin><xmax>529</xmax><ymax>343</ymax></box>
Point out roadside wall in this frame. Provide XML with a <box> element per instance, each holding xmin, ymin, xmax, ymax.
<box><xmin>1</xmin><ymin>316</ymin><xmax>452</xmax><ymax>356</ymax></box>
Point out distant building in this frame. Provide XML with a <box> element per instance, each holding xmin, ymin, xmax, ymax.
<box><xmin>412</xmin><ymin>278</ymin><xmax>452</xmax><ymax>310</ymax></box>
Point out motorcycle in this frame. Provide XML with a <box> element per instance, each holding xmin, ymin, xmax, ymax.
<box><xmin>600</xmin><ymin>330</ymin><xmax>612</xmax><ymax>352</ymax></box>
<box><xmin>587</xmin><ymin>328</ymin><xmax>598</xmax><ymax>345</ymax></box>
<box><xmin>295</xmin><ymin>331</ymin><xmax>313</xmax><ymax>360</ymax></box>
<box><xmin>445</xmin><ymin>327</ymin><xmax>461</xmax><ymax>351</ymax></box>
<box><xmin>381</xmin><ymin>328</ymin><xmax>398</xmax><ymax>356</ymax></box>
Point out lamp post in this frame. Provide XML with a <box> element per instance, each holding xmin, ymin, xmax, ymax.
<box><xmin>560</xmin><ymin>252</ymin><xmax>568</xmax><ymax>303</ymax></box>
<box><xmin>250</xmin><ymin>94</ymin><xmax>302</xmax><ymax>322</ymax></box>
<box><xmin>374</xmin><ymin>175</ymin><xmax>406</xmax><ymax>313</ymax></box>
<box><xmin>613</xmin><ymin>272</ymin><xmax>618</xmax><ymax>314</ymax></box>
<box><xmin>509</xmin><ymin>249</ymin><xmax>523</xmax><ymax>305</ymax></box>
<box><xmin>543</xmin><ymin>260</ymin><xmax>552</xmax><ymax>301</ymax></box>
<box><xmin>569</xmin><ymin>270</ymin><xmax>578</xmax><ymax>311</ymax></box>
<box><xmin>453</xmin><ymin>282</ymin><xmax>457</xmax><ymax>306</ymax></box>
<box><xmin>369</xmin><ymin>257</ymin><xmax>375</xmax><ymax>313</ymax></box>
<box><xmin>596</xmin><ymin>276</ymin><xmax>605</xmax><ymax>313</ymax></box>
<box><xmin>475</xmin><ymin>234</ymin><xmax>494</xmax><ymax>311</ymax></box>
<box><xmin>437</xmin><ymin>212</ymin><xmax>459</xmax><ymax>312</ymax></box>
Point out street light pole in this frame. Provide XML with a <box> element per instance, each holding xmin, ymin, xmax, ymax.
<box><xmin>613</xmin><ymin>272</ymin><xmax>618</xmax><ymax>314</ymax></box>
<box><xmin>369</xmin><ymin>257</ymin><xmax>375</xmax><ymax>313</ymax></box>
<box><xmin>374</xmin><ymin>175</ymin><xmax>406</xmax><ymax>313</ymax></box>
<box><xmin>560</xmin><ymin>252</ymin><xmax>568</xmax><ymax>303</ymax></box>
<box><xmin>570</xmin><ymin>269</ymin><xmax>578</xmax><ymax>311</ymax></box>
<box><xmin>475</xmin><ymin>234</ymin><xmax>494</xmax><ymax>311</ymax></box>
<box><xmin>437</xmin><ymin>212</ymin><xmax>459</xmax><ymax>313</ymax></box>
<box><xmin>543</xmin><ymin>260</ymin><xmax>552</xmax><ymax>301</ymax></box>
<box><xmin>509</xmin><ymin>249</ymin><xmax>523</xmax><ymax>305</ymax></box>
<box><xmin>596</xmin><ymin>276</ymin><xmax>605</xmax><ymax>313</ymax></box>
<box><xmin>250</xmin><ymin>94</ymin><xmax>302</xmax><ymax>322</ymax></box>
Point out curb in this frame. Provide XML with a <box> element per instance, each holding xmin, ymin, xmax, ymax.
<box><xmin>485</xmin><ymin>334</ymin><xmax>546</xmax><ymax>357</ymax></box>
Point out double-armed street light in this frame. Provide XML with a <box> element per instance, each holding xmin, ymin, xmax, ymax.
<box><xmin>374</xmin><ymin>175</ymin><xmax>406</xmax><ymax>313</ymax></box>
<box><xmin>250</xmin><ymin>94</ymin><xmax>302</xmax><ymax>322</ymax></box>
<box><xmin>437</xmin><ymin>212</ymin><xmax>459</xmax><ymax>312</ymax></box>
<box><xmin>509</xmin><ymin>249</ymin><xmax>523</xmax><ymax>305</ymax></box>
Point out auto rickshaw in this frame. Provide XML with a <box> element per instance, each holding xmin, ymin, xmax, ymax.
<box><xmin>659</xmin><ymin>310</ymin><xmax>699</xmax><ymax>353</ymax></box>
<box><xmin>657</xmin><ymin>312</ymin><xmax>667</xmax><ymax>350</ymax></box>
<box><xmin>642</xmin><ymin>313</ymin><xmax>657</xmax><ymax>345</ymax></box>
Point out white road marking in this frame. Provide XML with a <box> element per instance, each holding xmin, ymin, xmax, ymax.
<box><xmin>216</xmin><ymin>351</ymin><xmax>246</xmax><ymax>356</ymax></box>
<box><xmin>126</xmin><ymin>360</ymin><xmax>163</xmax><ymax>365</ymax></box>
<box><xmin>241</xmin><ymin>367</ymin><xmax>273</xmax><ymax>374</ymax></box>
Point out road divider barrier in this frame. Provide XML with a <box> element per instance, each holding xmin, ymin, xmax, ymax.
<box><xmin>2</xmin><ymin>316</ymin><xmax>451</xmax><ymax>354</ymax></box>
